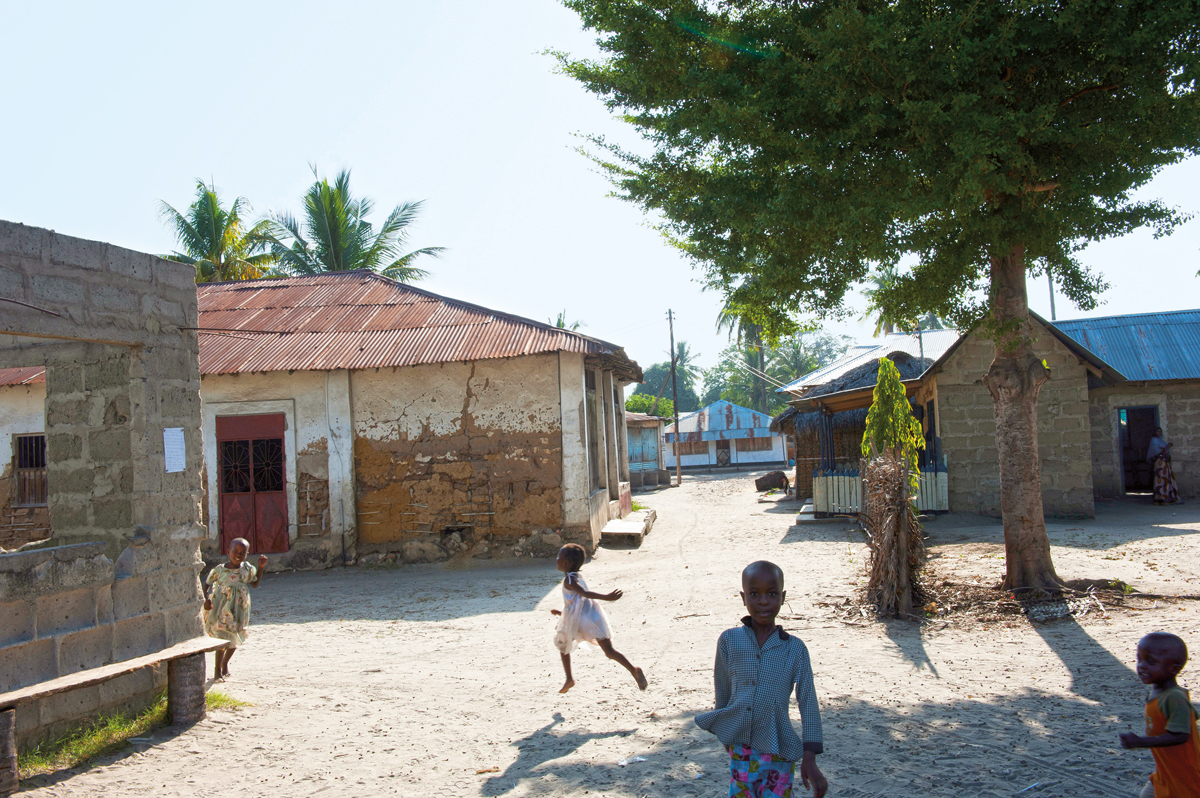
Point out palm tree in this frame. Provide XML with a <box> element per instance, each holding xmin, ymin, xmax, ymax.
<box><xmin>549</xmin><ymin>310</ymin><xmax>583</xmax><ymax>330</ymax></box>
<box><xmin>716</xmin><ymin>299</ymin><xmax>768</xmax><ymax>413</ymax></box>
<box><xmin>159</xmin><ymin>181</ymin><xmax>276</xmax><ymax>283</ymax></box>
<box><xmin>861</xmin><ymin>264</ymin><xmax>909</xmax><ymax>337</ymax></box>
<box><xmin>263</xmin><ymin>167</ymin><xmax>444</xmax><ymax>281</ymax></box>
<box><xmin>672</xmin><ymin>340</ymin><xmax>702</xmax><ymax>387</ymax></box>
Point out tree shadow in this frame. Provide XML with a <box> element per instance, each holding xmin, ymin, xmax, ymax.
<box><xmin>480</xmin><ymin>712</ymin><xmax>638</xmax><ymax>796</ymax></box>
<box><xmin>249</xmin><ymin>561</ymin><xmax>564</xmax><ymax>625</ymax></box>
<box><xmin>878</xmin><ymin>619</ymin><xmax>940</xmax><ymax>677</ymax></box>
<box><xmin>778</xmin><ymin>521</ymin><xmax>862</xmax><ymax>545</ymax></box>
<box><xmin>1025</xmin><ymin>609</ymin><xmax>1138</xmax><ymax>706</ymax></box>
<box><xmin>923</xmin><ymin>503</ymin><xmax>1200</xmax><ymax>552</ymax></box>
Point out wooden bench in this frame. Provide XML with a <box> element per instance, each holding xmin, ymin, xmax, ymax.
<box><xmin>0</xmin><ymin>636</ymin><xmax>228</xmax><ymax>795</ymax></box>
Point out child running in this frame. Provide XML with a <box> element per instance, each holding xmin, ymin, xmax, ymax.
<box><xmin>697</xmin><ymin>560</ymin><xmax>827</xmax><ymax>798</ymax></box>
<box><xmin>203</xmin><ymin>537</ymin><xmax>268</xmax><ymax>681</ymax></box>
<box><xmin>550</xmin><ymin>543</ymin><xmax>647</xmax><ymax>693</ymax></box>
<box><xmin>1119</xmin><ymin>632</ymin><xmax>1200</xmax><ymax>798</ymax></box>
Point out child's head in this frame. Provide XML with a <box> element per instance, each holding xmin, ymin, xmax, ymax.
<box><xmin>556</xmin><ymin>543</ymin><xmax>586</xmax><ymax>574</ymax></box>
<box><xmin>1137</xmin><ymin>632</ymin><xmax>1188</xmax><ymax>686</ymax></box>
<box><xmin>229</xmin><ymin>538</ymin><xmax>250</xmax><ymax>564</ymax></box>
<box><xmin>740</xmin><ymin>560</ymin><xmax>786</xmax><ymax>626</ymax></box>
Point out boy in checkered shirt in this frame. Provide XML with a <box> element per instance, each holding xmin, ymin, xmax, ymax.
<box><xmin>696</xmin><ymin>561</ymin><xmax>827</xmax><ymax>798</ymax></box>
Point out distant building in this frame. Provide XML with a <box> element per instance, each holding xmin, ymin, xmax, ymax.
<box><xmin>625</xmin><ymin>411</ymin><xmax>668</xmax><ymax>487</ymax></box>
<box><xmin>664</xmin><ymin>400</ymin><xmax>787</xmax><ymax>470</ymax></box>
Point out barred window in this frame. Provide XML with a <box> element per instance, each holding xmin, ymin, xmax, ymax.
<box><xmin>737</xmin><ymin>436</ymin><xmax>774</xmax><ymax>452</ymax></box>
<box><xmin>14</xmin><ymin>433</ymin><xmax>48</xmax><ymax>506</ymax></box>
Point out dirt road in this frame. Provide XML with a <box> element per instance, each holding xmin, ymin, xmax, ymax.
<box><xmin>22</xmin><ymin>473</ymin><xmax>1200</xmax><ymax>797</ymax></box>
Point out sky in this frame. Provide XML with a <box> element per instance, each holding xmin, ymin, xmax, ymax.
<box><xmin>1</xmin><ymin>1</ymin><xmax>1197</xmax><ymax>380</ymax></box>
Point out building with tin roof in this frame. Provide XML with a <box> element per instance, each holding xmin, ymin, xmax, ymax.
<box><xmin>1</xmin><ymin>272</ymin><xmax>643</xmax><ymax>567</ymax></box>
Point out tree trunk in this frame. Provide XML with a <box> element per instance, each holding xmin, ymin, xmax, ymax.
<box><xmin>982</xmin><ymin>245</ymin><xmax>1064</xmax><ymax>593</ymax></box>
<box><xmin>752</xmin><ymin>328</ymin><xmax>767</xmax><ymax>414</ymax></box>
<box><xmin>896</xmin><ymin>456</ymin><xmax>912</xmax><ymax>615</ymax></box>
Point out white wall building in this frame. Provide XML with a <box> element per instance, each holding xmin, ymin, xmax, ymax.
<box><xmin>664</xmin><ymin>400</ymin><xmax>787</xmax><ymax>469</ymax></box>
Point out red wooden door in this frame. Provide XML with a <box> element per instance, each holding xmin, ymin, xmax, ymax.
<box><xmin>216</xmin><ymin>414</ymin><xmax>289</xmax><ymax>554</ymax></box>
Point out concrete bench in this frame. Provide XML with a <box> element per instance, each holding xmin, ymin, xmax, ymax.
<box><xmin>0</xmin><ymin>636</ymin><xmax>229</xmax><ymax>795</ymax></box>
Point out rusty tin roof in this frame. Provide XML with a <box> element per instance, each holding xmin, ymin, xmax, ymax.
<box><xmin>197</xmin><ymin>272</ymin><xmax>641</xmax><ymax>380</ymax></box>
<box><xmin>0</xmin><ymin>367</ymin><xmax>47</xmax><ymax>386</ymax></box>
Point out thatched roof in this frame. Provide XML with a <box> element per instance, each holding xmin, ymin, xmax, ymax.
<box><xmin>803</xmin><ymin>351</ymin><xmax>929</xmax><ymax>400</ymax></box>
<box><xmin>770</xmin><ymin>407</ymin><xmax>869</xmax><ymax>435</ymax></box>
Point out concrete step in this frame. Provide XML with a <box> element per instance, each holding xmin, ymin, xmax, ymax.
<box><xmin>600</xmin><ymin>509</ymin><xmax>656</xmax><ymax>546</ymax></box>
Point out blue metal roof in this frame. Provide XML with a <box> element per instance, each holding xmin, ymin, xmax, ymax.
<box><xmin>1053</xmin><ymin>310</ymin><xmax>1200</xmax><ymax>382</ymax></box>
<box><xmin>664</xmin><ymin>400</ymin><xmax>776</xmax><ymax>443</ymax></box>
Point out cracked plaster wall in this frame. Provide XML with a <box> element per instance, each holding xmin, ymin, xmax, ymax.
<box><xmin>351</xmin><ymin>353</ymin><xmax>569</xmax><ymax>562</ymax></box>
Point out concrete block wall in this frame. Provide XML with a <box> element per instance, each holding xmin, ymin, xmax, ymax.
<box><xmin>0</xmin><ymin>221</ymin><xmax>207</xmax><ymax>748</ymax></box>
<box><xmin>1089</xmin><ymin>383</ymin><xmax>1200</xmax><ymax>500</ymax></box>
<box><xmin>0</xmin><ymin>536</ymin><xmax>203</xmax><ymax>746</ymax></box>
<box><xmin>936</xmin><ymin>322</ymin><xmax>1094</xmax><ymax>518</ymax></box>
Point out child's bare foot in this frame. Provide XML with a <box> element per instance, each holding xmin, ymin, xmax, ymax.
<box><xmin>634</xmin><ymin>668</ymin><xmax>647</xmax><ymax>690</ymax></box>
<box><xmin>559</xmin><ymin>678</ymin><xmax>575</xmax><ymax>694</ymax></box>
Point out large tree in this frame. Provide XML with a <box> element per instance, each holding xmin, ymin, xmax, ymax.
<box><xmin>265</xmin><ymin>168</ymin><xmax>444</xmax><ymax>281</ymax></box>
<box><xmin>159</xmin><ymin>181</ymin><xmax>276</xmax><ymax>283</ymax></box>
<box><xmin>559</xmin><ymin>0</ymin><xmax>1200</xmax><ymax>592</ymax></box>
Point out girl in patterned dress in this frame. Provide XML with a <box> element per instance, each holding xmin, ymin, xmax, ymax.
<box><xmin>204</xmin><ymin>537</ymin><xmax>267</xmax><ymax>680</ymax></box>
<box><xmin>550</xmin><ymin>543</ymin><xmax>647</xmax><ymax>694</ymax></box>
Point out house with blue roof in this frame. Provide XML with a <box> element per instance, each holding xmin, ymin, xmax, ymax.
<box><xmin>772</xmin><ymin>309</ymin><xmax>1199</xmax><ymax>518</ymax></box>
<box><xmin>664</xmin><ymin>400</ymin><xmax>788</xmax><ymax>470</ymax></box>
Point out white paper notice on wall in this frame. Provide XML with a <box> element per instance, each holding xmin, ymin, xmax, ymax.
<box><xmin>163</xmin><ymin>427</ymin><xmax>186</xmax><ymax>473</ymax></box>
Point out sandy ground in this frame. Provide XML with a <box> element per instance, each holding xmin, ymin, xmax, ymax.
<box><xmin>21</xmin><ymin>472</ymin><xmax>1200</xmax><ymax>798</ymax></box>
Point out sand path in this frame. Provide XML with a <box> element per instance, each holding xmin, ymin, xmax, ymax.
<box><xmin>21</xmin><ymin>472</ymin><xmax>1200</xmax><ymax>797</ymax></box>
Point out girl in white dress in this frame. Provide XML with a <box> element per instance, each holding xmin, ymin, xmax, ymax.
<box><xmin>550</xmin><ymin>543</ymin><xmax>648</xmax><ymax>693</ymax></box>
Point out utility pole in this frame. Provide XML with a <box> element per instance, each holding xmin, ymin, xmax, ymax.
<box><xmin>668</xmin><ymin>309</ymin><xmax>682</xmax><ymax>488</ymax></box>
<box><xmin>1047</xmin><ymin>269</ymin><xmax>1057</xmax><ymax>321</ymax></box>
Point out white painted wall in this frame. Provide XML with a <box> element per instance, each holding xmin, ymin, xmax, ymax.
<box><xmin>664</xmin><ymin>440</ymin><xmax>715</xmax><ymax>468</ymax></box>
<box><xmin>0</xmin><ymin>383</ymin><xmax>46</xmax><ymax>460</ymax></box>
<box><xmin>731</xmin><ymin>436</ymin><xmax>787</xmax><ymax>464</ymax></box>
<box><xmin>664</xmin><ymin>436</ymin><xmax>787</xmax><ymax>467</ymax></box>
<box><xmin>559</xmin><ymin>352</ymin><xmax>590</xmax><ymax>529</ymax></box>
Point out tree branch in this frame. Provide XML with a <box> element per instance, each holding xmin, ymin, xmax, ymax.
<box><xmin>1023</xmin><ymin>182</ymin><xmax>1058</xmax><ymax>193</ymax></box>
<box><xmin>1059</xmin><ymin>83</ymin><xmax>1119</xmax><ymax>107</ymax></box>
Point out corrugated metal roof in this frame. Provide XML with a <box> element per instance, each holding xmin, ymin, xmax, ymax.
<box><xmin>197</xmin><ymin>272</ymin><xmax>641</xmax><ymax>379</ymax></box>
<box><xmin>777</xmin><ymin>329</ymin><xmax>960</xmax><ymax>394</ymax></box>
<box><xmin>1052</xmin><ymin>310</ymin><xmax>1200</xmax><ymax>382</ymax></box>
<box><xmin>0</xmin><ymin>367</ymin><xmax>46</xmax><ymax>386</ymax></box>
<box><xmin>664</xmin><ymin>400</ymin><xmax>776</xmax><ymax>442</ymax></box>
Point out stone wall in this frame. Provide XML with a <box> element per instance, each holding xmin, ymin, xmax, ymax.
<box><xmin>351</xmin><ymin>354</ymin><xmax>568</xmax><ymax>564</ymax></box>
<box><xmin>1089</xmin><ymin>382</ymin><xmax>1200</xmax><ymax>500</ymax></box>
<box><xmin>935</xmin><ymin>321</ymin><xmax>1094</xmax><ymax>517</ymax></box>
<box><xmin>0</xmin><ymin>221</ymin><xmax>206</xmax><ymax>747</ymax></box>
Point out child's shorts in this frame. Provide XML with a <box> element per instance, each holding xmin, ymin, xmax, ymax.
<box><xmin>727</xmin><ymin>744</ymin><xmax>795</xmax><ymax>798</ymax></box>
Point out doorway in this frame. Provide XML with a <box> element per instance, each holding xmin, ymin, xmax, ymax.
<box><xmin>1119</xmin><ymin>406</ymin><xmax>1158</xmax><ymax>494</ymax></box>
<box><xmin>216</xmin><ymin>414</ymin><xmax>289</xmax><ymax>554</ymax></box>
<box><xmin>716</xmin><ymin>439</ymin><xmax>731</xmax><ymax>467</ymax></box>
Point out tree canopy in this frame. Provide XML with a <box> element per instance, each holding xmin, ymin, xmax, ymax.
<box><xmin>264</xmin><ymin>168</ymin><xmax>444</xmax><ymax>281</ymax></box>
<box><xmin>625</xmin><ymin>393</ymin><xmax>675</xmax><ymax>417</ymax></box>
<box><xmin>559</xmin><ymin>0</ymin><xmax>1199</xmax><ymax>332</ymax></box>
<box><xmin>560</xmin><ymin>0</ymin><xmax>1200</xmax><ymax>591</ymax></box>
<box><xmin>159</xmin><ymin>181</ymin><xmax>275</xmax><ymax>283</ymax></box>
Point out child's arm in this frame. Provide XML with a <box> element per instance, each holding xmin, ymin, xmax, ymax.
<box><xmin>1120</xmin><ymin>730</ymin><xmax>1191</xmax><ymax>749</ymax></box>
<box><xmin>562</xmin><ymin>577</ymin><xmax>623</xmax><ymax>602</ymax></box>
<box><xmin>250</xmin><ymin>555</ymin><xmax>267</xmax><ymax>588</ymax></box>
<box><xmin>796</xmin><ymin>648</ymin><xmax>828</xmax><ymax>798</ymax></box>
<box><xmin>712</xmin><ymin>634</ymin><xmax>731</xmax><ymax>710</ymax></box>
